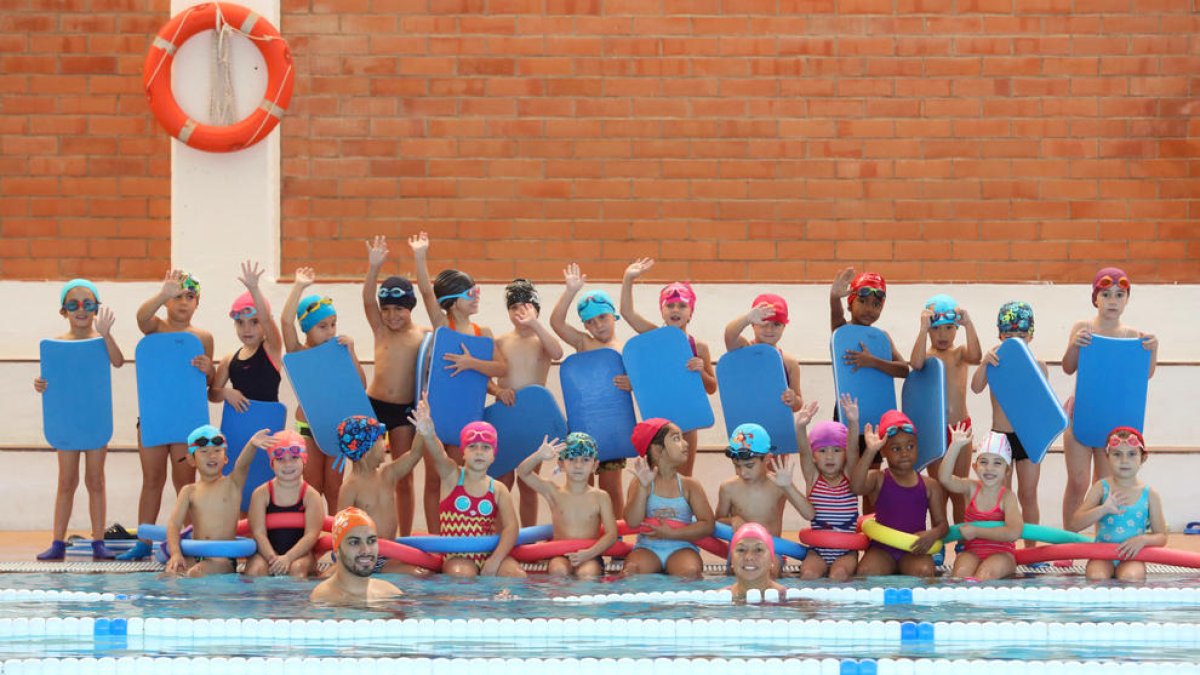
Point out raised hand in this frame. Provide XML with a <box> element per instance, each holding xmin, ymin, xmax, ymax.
<box><xmin>794</xmin><ymin>400</ymin><xmax>819</xmax><ymax>427</ymax></box>
<box><xmin>948</xmin><ymin>421</ymin><xmax>973</xmax><ymax>450</ymax></box>
<box><xmin>249</xmin><ymin>428</ymin><xmax>275</xmax><ymax>450</ymax></box>
<box><xmin>563</xmin><ymin>263</ymin><xmax>586</xmax><ymax>293</ymax></box>
<box><xmin>746</xmin><ymin>302</ymin><xmax>775</xmax><ymax>325</ymax></box>
<box><xmin>95</xmin><ymin>306</ymin><xmax>116</xmax><ymax>336</ymax></box>
<box><xmin>628</xmin><ymin>456</ymin><xmax>656</xmax><ymax>487</ymax></box>
<box><xmin>535</xmin><ymin>436</ymin><xmax>565</xmax><ymax>462</ymax></box>
<box><xmin>768</xmin><ymin>453</ymin><xmax>796</xmax><ymax>487</ymax></box>
<box><xmin>366</xmin><ymin>235</ymin><xmax>388</xmax><ymax>268</ymax></box>
<box><xmin>919</xmin><ymin>307</ymin><xmax>934</xmax><ymax>331</ymax></box>
<box><xmin>408</xmin><ymin>395</ymin><xmax>435</xmax><ymax>437</ymax></box>
<box><xmin>831</xmin><ymin>267</ymin><xmax>854</xmax><ymax>299</ymax></box>
<box><xmin>160</xmin><ymin>269</ymin><xmax>184</xmax><ymax>299</ymax></box>
<box><xmin>623</xmin><ymin>257</ymin><xmax>654</xmax><ymax>280</ymax></box>
<box><xmin>840</xmin><ymin>394</ymin><xmax>859</xmax><ymax>427</ymax></box>
<box><xmin>512</xmin><ymin>303</ymin><xmax>538</xmax><ymax>327</ymax></box>
<box><xmin>863</xmin><ymin>424</ymin><xmax>884</xmax><ymax>455</ymax></box>
<box><xmin>238</xmin><ymin>260</ymin><xmax>265</xmax><ymax>290</ymax></box>
<box><xmin>294</xmin><ymin>267</ymin><xmax>316</xmax><ymax>289</ymax></box>
<box><xmin>408</xmin><ymin>231</ymin><xmax>429</xmax><ymax>257</ymax></box>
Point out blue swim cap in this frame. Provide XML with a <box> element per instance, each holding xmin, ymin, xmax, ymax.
<box><xmin>726</xmin><ymin>423</ymin><xmax>774</xmax><ymax>458</ymax></box>
<box><xmin>926</xmin><ymin>294</ymin><xmax>960</xmax><ymax>327</ymax></box>
<box><xmin>298</xmin><ymin>295</ymin><xmax>336</xmax><ymax>333</ymax></box>
<box><xmin>187</xmin><ymin>425</ymin><xmax>224</xmax><ymax>454</ymax></box>
<box><xmin>577</xmin><ymin>290</ymin><xmax>620</xmax><ymax>323</ymax></box>
<box><xmin>60</xmin><ymin>279</ymin><xmax>100</xmax><ymax>305</ymax></box>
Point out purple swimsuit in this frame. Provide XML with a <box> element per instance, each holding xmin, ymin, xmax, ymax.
<box><xmin>871</xmin><ymin>470</ymin><xmax>929</xmax><ymax>562</ymax></box>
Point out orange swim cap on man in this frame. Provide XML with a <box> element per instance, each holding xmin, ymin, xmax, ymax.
<box><xmin>331</xmin><ymin>507</ymin><xmax>376</xmax><ymax>551</ymax></box>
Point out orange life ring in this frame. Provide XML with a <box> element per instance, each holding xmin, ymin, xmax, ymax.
<box><xmin>143</xmin><ymin>2</ymin><xmax>294</xmax><ymax>152</ymax></box>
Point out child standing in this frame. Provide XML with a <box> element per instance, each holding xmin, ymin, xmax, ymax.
<box><xmin>828</xmin><ymin>268</ymin><xmax>910</xmax><ymax>377</ymax></box>
<box><xmin>362</xmin><ymin>236</ymin><xmax>428</xmax><ymax>536</ymax></box>
<box><xmin>244</xmin><ymin>430</ymin><xmax>325</xmax><ymax>578</ymax></box>
<box><xmin>910</xmin><ymin>294</ymin><xmax>981</xmax><ymax>523</ymax></box>
<box><xmin>516</xmin><ymin>432</ymin><xmax>619</xmax><ymax>578</ymax></box>
<box><xmin>1068</xmin><ymin>427</ymin><xmax>1167</xmax><ymax>582</ymax></box>
<box><xmin>622</xmin><ymin>418</ymin><xmax>716</xmax><ymax>579</ymax></box>
<box><xmin>939</xmin><ymin>427</ymin><xmax>1023</xmax><ymax>580</ymax></box>
<box><xmin>1060</xmin><ymin>268</ymin><xmax>1158</xmax><ymax>530</ymax></box>
<box><xmin>851</xmin><ymin>411</ymin><xmax>949</xmax><ymax>576</ymax></box>
<box><xmin>164</xmin><ymin>425</ymin><xmax>271</xmax><ymax>577</ymax></box>
<box><xmin>723</xmin><ymin>294</ymin><xmax>804</xmax><ymax>412</ymax></box>
<box><xmin>210</xmin><ymin>261</ymin><xmax>283</xmax><ymax>413</ymax></box>
<box><xmin>970</xmin><ymin>301</ymin><xmax>1046</xmax><ymax>546</ymax></box>
<box><xmin>714</xmin><ymin>423</ymin><xmax>813</xmax><ymax>540</ymax></box>
<box><xmin>281</xmin><ymin>267</ymin><xmax>366</xmax><ymax>512</ymax></box>
<box><xmin>33</xmin><ymin>279</ymin><xmax>126</xmax><ymax>561</ymax></box>
<box><xmin>490</xmin><ymin>278</ymin><xmax>564</xmax><ymax>526</ymax></box>
<box><xmin>620</xmin><ymin>257</ymin><xmax>717</xmax><ymax>476</ymax></box>
<box><xmin>412</xmin><ymin>398</ymin><xmax>525</xmax><ymax>578</ymax></box>
<box><xmin>122</xmin><ymin>270</ymin><xmax>214</xmax><ymax>561</ymax></box>
<box><xmin>794</xmin><ymin>397</ymin><xmax>861</xmax><ymax>581</ymax></box>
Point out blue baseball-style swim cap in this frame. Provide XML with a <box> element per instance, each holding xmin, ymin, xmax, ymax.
<box><xmin>726</xmin><ymin>423</ymin><xmax>774</xmax><ymax>459</ymax></box>
<box><xmin>577</xmin><ymin>290</ymin><xmax>620</xmax><ymax>323</ymax></box>
<box><xmin>298</xmin><ymin>294</ymin><xmax>336</xmax><ymax>333</ymax></box>
<box><xmin>925</xmin><ymin>294</ymin><xmax>960</xmax><ymax>327</ymax></box>
<box><xmin>60</xmin><ymin>279</ymin><xmax>100</xmax><ymax>305</ymax></box>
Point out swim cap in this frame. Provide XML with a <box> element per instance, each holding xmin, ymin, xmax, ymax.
<box><xmin>751</xmin><ymin>293</ymin><xmax>789</xmax><ymax>325</ymax></box>
<box><xmin>460</xmin><ymin>420</ymin><xmax>498</xmax><ymax>451</ymax></box>
<box><xmin>631</xmin><ymin>418</ymin><xmax>672</xmax><ymax>457</ymax></box>
<box><xmin>59</xmin><ymin>279</ymin><xmax>100</xmax><ymax>305</ymax></box>
<box><xmin>560</xmin><ymin>432</ymin><xmax>599</xmax><ymax>461</ymax></box>
<box><xmin>335</xmin><ymin>415</ymin><xmax>386</xmax><ymax>471</ymax></box>
<box><xmin>977</xmin><ymin>431</ymin><xmax>1012</xmax><ymax>466</ymax></box>
<box><xmin>1107</xmin><ymin>426</ymin><xmax>1146</xmax><ymax>453</ymax></box>
<box><xmin>808</xmin><ymin>421</ymin><xmax>848</xmax><ymax>452</ymax></box>
<box><xmin>269</xmin><ymin>429</ymin><xmax>308</xmax><ymax>463</ymax></box>
<box><xmin>997</xmin><ymin>301</ymin><xmax>1034</xmax><ymax>336</ymax></box>
<box><xmin>925</xmin><ymin>294</ymin><xmax>960</xmax><ymax>327</ymax></box>
<box><xmin>229</xmin><ymin>290</ymin><xmax>271</xmax><ymax>321</ymax></box>
<box><xmin>378</xmin><ymin>276</ymin><xmax>416</xmax><ymax>310</ymax></box>
<box><xmin>433</xmin><ymin>269</ymin><xmax>476</xmax><ymax>310</ymax></box>
<box><xmin>577</xmin><ymin>290</ymin><xmax>620</xmax><ymax>323</ymax></box>
<box><xmin>505</xmin><ymin>278</ymin><xmax>540</xmax><ymax>312</ymax></box>
<box><xmin>298</xmin><ymin>295</ymin><xmax>336</xmax><ymax>333</ymax></box>
<box><xmin>878</xmin><ymin>410</ymin><xmax>916</xmax><ymax>440</ymax></box>
<box><xmin>726</xmin><ymin>423</ymin><xmax>773</xmax><ymax>458</ymax></box>
<box><xmin>1092</xmin><ymin>267</ymin><xmax>1131</xmax><ymax>307</ymax></box>
<box><xmin>332</xmin><ymin>507</ymin><xmax>376</xmax><ymax>552</ymax></box>
<box><xmin>659</xmin><ymin>281</ymin><xmax>696</xmax><ymax>310</ymax></box>
<box><xmin>179</xmin><ymin>273</ymin><xmax>201</xmax><ymax>296</ymax></box>
<box><xmin>849</xmin><ymin>272</ymin><xmax>886</xmax><ymax>305</ymax></box>
<box><xmin>186</xmin><ymin>424</ymin><xmax>225</xmax><ymax>454</ymax></box>
<box><xmin>730</xmin><ymin>522</ymin><xmax>775</xmax><ymax>560</ymax></box>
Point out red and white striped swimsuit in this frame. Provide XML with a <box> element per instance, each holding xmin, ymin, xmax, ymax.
<box><xmin>963</xmin><ymin>485</ymin><xmax>1015</xmax><ymax>560</ymax></box>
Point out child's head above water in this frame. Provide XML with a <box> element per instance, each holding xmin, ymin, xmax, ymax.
<box><xmin>1091</xmin><ymin>266</ymin><xmax>1131</xmax><ymax>312</ymax></box>
<box><xmin>335</xmin><ymin>415</ymin><xmax>387</xmax><ymax>471</ymax></box>
<box><xmin>996</xmin><ymin>300</ymin><xmax>1034</xmax><ymax>340</ymax></box>
<box><xmin>809</xmin><ymin>420</ymin><xmax>849</xmax><ymax>476</ymax></box>
<box><xmin>577</xmin><ymin>290</ymin><xmax>620</xmax><ymax>341</ymax></box>
<box><xmin>848</xmin><ymin>272</ymin><xmax>886</xmax><ymax>325</ymax></box>
<box><xmin>975</xmin><ymin>432</ymin><xmax>1012</xmax><ymax>484</ymax></box>
<box><xmin>877</xmin><ymin>410</ymin><xmax>917</xmax><ymax>472</ymax></box>
<box><xmin>659</xmin><ymin>281</ymin><xmax>696</xmax><ymax>328</ymax></box>
<box><xmin>298</xmin><ymin>295</ymin><xmax>337</xmax><ymax>345</ymax></box>
<box><xmin>434</xmin><ymin>269</ymin><xmax>479</xmax><ymax>314</ymax></box>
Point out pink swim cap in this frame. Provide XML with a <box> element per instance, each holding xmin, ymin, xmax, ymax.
<box><xmin>808</xmin><ymin>421</ymin><xmax>848</xmax><ymax>451</ymax></box>
<box><xmin>730</xmin><ymin>522</ymin><xmax>775</xmax><ymax>559</ymax></box>
<box><xmin>659</xmin><ymin>281</ymin><xmax>696</xmax><ymax>309</ymax></box>
<box><xmin>460</xmin><ymin>421</ymin><xmax>498</xmax><ymax>451</ymax></box>
<box><xmin>229</xmin><ymin>291</ymin><xmax>270</xmax><ymax>319</ymax></box>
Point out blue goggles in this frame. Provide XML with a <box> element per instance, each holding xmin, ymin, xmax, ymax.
<box><xmin>378</xmin><ymin>287</ymin><xmax>414</xmax><ymax>299</ymax></box>
<box><xmin>436</xmin><ymin>286</ymin><xmax>480</xmax><ymax>304</ymax></box>
<box><xmin>63</xmin><ymin>299</ymin><xmax>100</xmax><ymax>313</ymax></box>
<box><xmin>884</xmin><ymin>424</ymin><xmax>915</xmax><ymax>438</ymax></box>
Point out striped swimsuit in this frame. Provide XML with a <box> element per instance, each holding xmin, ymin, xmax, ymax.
<box><xmin>808</xmin><ymin>474</ymin><xmax>859</xmax><ymax>564</ymax></box>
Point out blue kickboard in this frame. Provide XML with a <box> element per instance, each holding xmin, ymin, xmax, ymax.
<box><xmin>221</xmin><ymin>401</ymin><xmax>288</xmax><ymax>512</ymax></box>
<box><xmin>39</xmin><ymin>338</ymin><xmax>113</xmax><ymax>451</ymax></box>
<box><xmin>483</xmin><ymin>386</ymin><xmax>569</xmax><ymax>478</ymax></box>
<box><xmin>135</xmin><ymin>333</ymin><xmax>209</xmax><ymax>447</ymax></box>
<box><xmin>901</xmin><ymin>358</ymin><xmax>947</xmax><ymax>473</ymax></box>
<box><xmin>283</xmin><ymin>340</ymin><xmax>373</xmax><ymax>457</ymax></box>
<box><xmin>831</xmin><ymin>324</ymin><xmax>897</xmax><ymax>432</ymax></box>
<box><xmin>1073</xmin><ymin>335</ymin><xmax>1152</xmax><ymax>448</ymax></box>
<box><xmin>622</xmin><ymin>327</ymin><xmax>714</xmax><ymax>433</ymax></box>
<box><xmin>987</xmin><ymin>338</ymin><xmax>1067</xmax><ymax>463</ymax></box>
<box><xmin>414</xmin><ymin>331</ymin><xmax>433</xmax><ymax>403</ymax></box>
<box><xmin>427</xmin><ymin>327</ymin><xmax>494</xmax><ymax>446</ymax></box>
<box><xmin>559</xmin><ymin>349</ymin><xmax>637</xmax><ymax>462</ymax></box>
<box><xmin>716</xmin><ymin>344</ymin><xmax>798</xmax><ymax>454</ymax></box>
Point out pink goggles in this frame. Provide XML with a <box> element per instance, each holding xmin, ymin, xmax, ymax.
<box><xmin>270</xmin><ymin>444</ymin><xmax>308</xmax><ymax>461</ymax></box>
<box><xmin>1107</xmin><ymin>427</ymin><xmax>1145</xmax><ymax>451</ymax></box>
<box><xmin>459</xmin><ymin>422</ymin><xmax>498</xmax><ymax>449</ymax></box>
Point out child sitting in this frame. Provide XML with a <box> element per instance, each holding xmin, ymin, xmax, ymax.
<box><xmin>795</xmin><ymin>396</ymin><xmax>861</xmax><ymax>581</ymax></box>
<box><xmin>723</xmin><ymin>294</ymin><xmax>804</xmax><ymax>412</ymax></box>
<box><xmin>164</xmin><ymin>426</ymin><xmax>271</xmax><ymax>577</ymax></box>
<box><xmin>939</xmin><ymin>427</ymin><xmax>1023</xmax><ymax>580</ymax></box>
<box><xmin>516</xmin><ymin>432</ymin><xmax>618</xmax><ymax>578</ymax></box>
<box><xmin>244</xmin><ymin>430</ymin><xmax>325</xmax><ymax>578</ymax></box>
<box><xmin>714</xmin><ymin>423</ymin><xmax>813</xmax><ymax>555</ymax></box>
<box><xmin>622</xmin><ymin>418</ymin><xmax>716</xmax><ymax>579</ymax></box>
<box><xmin>1069</xmin><ymin>427</ymin><xmax>1167</xmax><ymax>582</ymax></box>
<box><xmin>851</xmin><ymin>411</ymin><xmax>949</xmax><ymax>576</ymax></box>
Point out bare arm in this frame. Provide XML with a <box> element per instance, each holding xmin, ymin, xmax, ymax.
<box><xmin>909</xmin><ymin>308</ymin><xmax>932</xmax><ymax>370</ymax></box>
<box><xmin>963</xmin><ymin>490</ymin><xmax>1024</xmax><ymax>542</ymax></box>
<box><xmin>793</xmin><ymin>401</ymin><xmax>819</xmax><ymax>489</ymax></box>
<box><xmin>362</xmin><ymin>237</ymin><xmax>387</xmax><ymax>333</ymax></box>
<box><xmin>444</xmin><ymin>328</ymin><xmax>507</xmax><ymax>378</ymax></box>
<box><xmin>961</xmin><ymin>309</ymin><xmax>983</xmax><ymax>365</ymax></box>
<box><xmin>696</xmin><ymin>341</ymin><xmax>717</xmax><ymax>394</ymax></box>
<box><xmin>1145</xmin><ymin>488</ymin><xmax>1168</xmax><ymax>543</ymax></box>
<box><xmin>622</xmin><ymin>458</ymin><xmax>656</xmax><ymax>527</ymax></box>
<box><xmin>208</xmin><ymin>354</ymin><xmax>234</xmax><ymax>403</ymax></box>
<box><xmin>239</xmin><ymin>260</ymin><xmax>283</xmax><ymax>361</ymax></box>
<box><xmin>231</xmin><ymin>429</ymin><xmax>272</xmax><ymax>490</ymax></box>
<box><xmin>408</xmin><ymin>232</ymin><xmax>446</xmax><ymax>329</ymax></box>
<box><xmin>1061</xmin><ymin>320</ymin><xmax>1090</xmax><ymax>375</ymax></box>
<box><xmin>515</xmin><ymin>439</ymin><xmax>563</xmax><ymax>500</ymax></box>
<box><xmin>94</xmin><ymin>307</ymin><xmax>125</xmax><ymax>367</ymax></box>
<box><xmin>723</xmin><ymin>312</ymin><xmax>754</xmax><ymax>351</ymax></box>
<box><xmin>288</xmin><ymin>489</ymin><xmax>327</xmax><ymax>559</ymax></box>
<box><xmin>937</xmin><ymin>425</ymin><xmax>975</xmax><ymax>495</ymax></box>
<box><xmin>663</xmin><ymin>479</ymin><xmax>716</xmax><ymax>540</ymax></box>
<box><xmin>772</xmin><ymin>455</ymin><xmax>815</xmax><ymax>520</ymax></box>
<box><xmin>971</xmin><ymin>345</ymin><xmax>998</xmax><ymax>394</ymax></box>
<box><xmin>550</xmin><ymin>263</ymin><xmax>592</xmax><ymax>351</ymax></box>
<box><xmin>137</xmin><ymin>270</ymin><xmax>182</xmax><ymax>335</ymax></box>
<box><xmin>923</xmin><ymin>478</ymin><xmax>950</xmax><ymax>539</ymax></box>
<box><xmin>842</xmin><ymin>394</ymin><xmax>861</xmax><ymax>477</ymax></box>
<box><xmin>1067</xmin><ymin>481</ymin><xmax>1109</xmax><ymax>532</ymax></box>
<box><xmin>877</xmin><ymin>337</ymin><xmax>911</xmax><ymax>378</ymax></box>
<box><xmin>619</xmin><ymin>258</ymin><xmax>658</xmax><ymax>334</ymax></box>
<box><xmin>338</xmin><ymin>336</ymin><xmax>368</xmax><ymax>387</ymax></box>
<box><xmin>575</xmin><ymin>492</ymin><xmax>619</xmax><ymax>562</ymax></box>
<box><xmin>714</xmin><ymin>483</ymin><xmax>734</xmax><ymax>524</ymax></box>
<box><xmin>165</xmin><ymin>486</ymin><xmax>194</xmax><ymax>566</ymax></box>
<box><xmin>280</xmin><ymin>268</ymin><xmax>314</xmax><ymax>353</ymax></box>
<box><xmin>482</xmin><ymin>482</ymin><xmax>519</xmax><ymax>573</ymax></box>
<box><xmin>829</xmin><ymin>267</ymin><xmax>853</xmax><ymax>331</ymax></box>
<box><xmin>382</xmin><ymin>432</ymin><xmax>425</xmax><ymax>484</ymax></box>
<box><xmin>850</xmin><ymin>426</ymin><xmax>884</xmax><ymax>498</ymax></box>
<box><xmin>412</xmin><ymin>397</ymin><xmax>458</xmax><ymax>484</ymax></box>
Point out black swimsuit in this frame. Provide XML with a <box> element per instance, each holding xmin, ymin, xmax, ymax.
<box><xmin>265</xmin><ymin>480</ymin><xmax>308</xmax><ymax>554</ymax></box>
<box><xmin>229</xmin><ymin>346</ymin><xmax>281</xmax><ymax>402</ymax></box>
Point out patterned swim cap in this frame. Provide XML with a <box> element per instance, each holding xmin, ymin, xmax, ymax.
<box><xmin>997</xmin><ymin>301</ymin><xmax>1034</xmax><ymax>337</ymax></box>
<box><xmin>335</xmin><ymin>415</ymin><xmax>387</xmax><ymax>470</ymax></box>
<box><xmin>560</xmin><ymin>432</ymin><xmax>598</xmax><ymax>460</ymax></box>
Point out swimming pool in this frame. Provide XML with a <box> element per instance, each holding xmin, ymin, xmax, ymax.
<box><xmin>2</xmin><ymin>571</ymin><xmax>1200</xmax><ymax>673</ymax></box>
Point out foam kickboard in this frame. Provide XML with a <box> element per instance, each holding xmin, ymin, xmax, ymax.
<box><xmin>622</xmin><ymin>327</ymin><xmax>714</xmax><ymax>433</ymax></box>
<box><xmin>282</xmin><ymin>340</ymin><xmax>373</xmax><ymax>457</ymax></box>
<box><xmin>135</xmin><ymin>333</ymin><xmax>209</xmax><ymax>447</ymax></box>
<box><xmin>987</xmin><ymin>338</ymin><xmax>1067</xmax><ymax>463</ymax></box>
<box><xmin>414</xmin><ymin>331</ymin><xmax>433</xmax><ymax>404</ymax></box>
<box><xmin>716</xmin><ymin>344</ymin><xmax>798</xmax><ymax>454</ymax></box>
<box><xmin>559</xmin><ymin>349</ymin><xmax>637</xmax><ymax>462</ymax></box>
<box><xmin>483</xmin><ymin>386</ymin><xmax>569</xmax><ymax>477</ymax></box>
<box><xmin>901</xmin><ymin>357</ymin><xmax>947</xmax><ymax>473</ymax></box>
<box><xmin>1073</xmin><ymin>335</ymin><xmax>1152</xmax><ymax>448</ymax></box>
<box><xmin>221</xmin><ymin>401</ymin><xmax>288</xmax><ymax>512</ymax></box>
<box><xmin>39</xmin><ymin>338</ymin><xmax>113</xmax><ymax>451</ymax></box>
<box><xmin>831</xmin><ymin>324</ymin><xmax>897</xmax><ymax>432</ymax></box>
<box><xmin>427</xmin><ymin>327</ymin><xmax>494</xmax><ymax>446</ymax></box>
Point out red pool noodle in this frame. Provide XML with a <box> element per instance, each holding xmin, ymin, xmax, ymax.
<box><xmin>1013</xmin><ymin>543</ymin><xmax>1200</xmax><ymax>569</ymax></box>
<box><xmin>312</xmin><ymin>533</ymin><xmax>443</xmax><ymax>572</ymax></box>
<box><xmin>797</xmin><ymin>528</ymin><xmax>870</xmax><ymax>551</ymax></box>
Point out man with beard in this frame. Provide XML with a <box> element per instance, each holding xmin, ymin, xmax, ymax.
<box><xmin>310</xmin><ymin>507</ymin><xmax>403</xmax><ymax>603</ymax></box>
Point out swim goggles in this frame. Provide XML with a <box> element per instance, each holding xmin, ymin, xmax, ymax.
<box><xmin>229</xmin><ymin>306</ymin><xmax>257</xmax><ymax>320</ymax></box>
<box><xmin>270</xmin><ymin>444</ymin><xmax>307</xmax><ymax>460</ymax></box>
<box><xmin>930</xmin><ymin>309</ymin><xmax>961</xmax><ymax>325</ymax></box>
<box><xmin>578</xmin><ymin>294</ymin><xmax>616</xmax><ymax>314</ymax></box>
<box><xmin>461</xmin><ymin>428</ymin><xmax>497</xmax><ymax>446</ymax></box>
<box><xmin>854</xmin><ymin>287</ymin><xmax>886</xmax><ymax>301</ymax></box>
<box><xmin>297</xmin><ymin>297</ymin><xmax>333</xmax><ymax>322</ymax></box>
<box><xmin>724</xmin><ymin>447</ymin><xmax>768</xmax><ymax>461</ymax></box>
<box><xmin>189</xmin><ymin>435</ymin><xmax>226</xmax><ymax>453</ymax></box>
<box><xmin>63</xmin><ymin>299</ymin><xmax>100</xmax><ymax>313</ymax></box>
<box><xmin>436</xmin><ymin>286</ymin><xmax>480</xmax><ymax>304</ymax></box>
<box><xmin>1108</xmin><ymin>434</ymin><xmax>1144</xmax><ymax>450</ymax></box>
<box><xmin>883</xmin><ymin>423</ymin><xmax>915</xmax><ymax>438</ymax></box>
<box><xmin>378</xmin><ymin>287</ymin><xmax>414</xmax><ymax>299</ymax></box>
<box><xmin>1095</xmin><ymin>275</ymin><xmax>1131</xmax><ymax>292</ymax></box>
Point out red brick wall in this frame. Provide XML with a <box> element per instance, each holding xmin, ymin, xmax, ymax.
<box><xmin>0</xmin><ymin>0</ymin><xmax>171</xmax><ymax>280</ymax></box>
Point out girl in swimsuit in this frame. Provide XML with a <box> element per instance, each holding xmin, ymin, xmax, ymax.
<box><xmin>939</xmin><ymin>427</ymin><xmax>1023</xmax><ymax>581</ymax></box>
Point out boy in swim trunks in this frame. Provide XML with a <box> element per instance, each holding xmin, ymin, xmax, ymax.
<box><xmin>851</xmin><ymin>411</ymin><xmax>949</xmax><ymax>577</ymax></box>
<box><xmin>723</xmin><ymin>294</ymin><xmax>804</xmax><ymax>412</ymax></box>
<box><xmin>550</xmin><ymin>262</ymin><xmax>629</xmax><ymax>517</ymax></box>
<box><xmin>362</xmin><ymin>235</ymin><xmax>430</xmax><ymax>536</ymax></box>
<box><xmin>244</xmin><ymin>430</ymin><xmax>325</xmax><ymax>578</ymax></box>
<box><xmin>121</xmin><ymin>270</ymin><xmax>214</xmax><ymax>561</ymax></box>
<box><xmin>164</xmin><ymin>425</ymin><xmax>273</xmax><ymax>577</ymax></box>
<box><xmin>281</xmin><ymin>266</ymin><xmax>367</xmax><ymax>513</ymax></box>
<box><xmin>335</xmin><ymin>415</ymin><xmax>429</xmax><ymax>576</ymax></box>
<box><xmin>412</xmin><ymin>397</ymin><xmax>525</xmax><ymax>578</ymax></box>
<box><xmin>517</xmin><ymin>432</ymin><xmax>618</xmax><ymax>578</ymax></box>
<box><xmin>971</xmin><ymin>301</ymin><xmax>1047</xmax><ymax>547</ymax></box>
<box><xmin>490</xmin><ymin>278</ymin><xmax>564</xmax><ymax>526</ymax></box>
<box><xmin>310</xmin><ymin>507</ymin><xmax>403</xmax><ymax>604</ymax></box>
<box><xmin>910</xmin><ymin>294</ymin><xmax>981</xmax><ymax>523</ymax></box>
